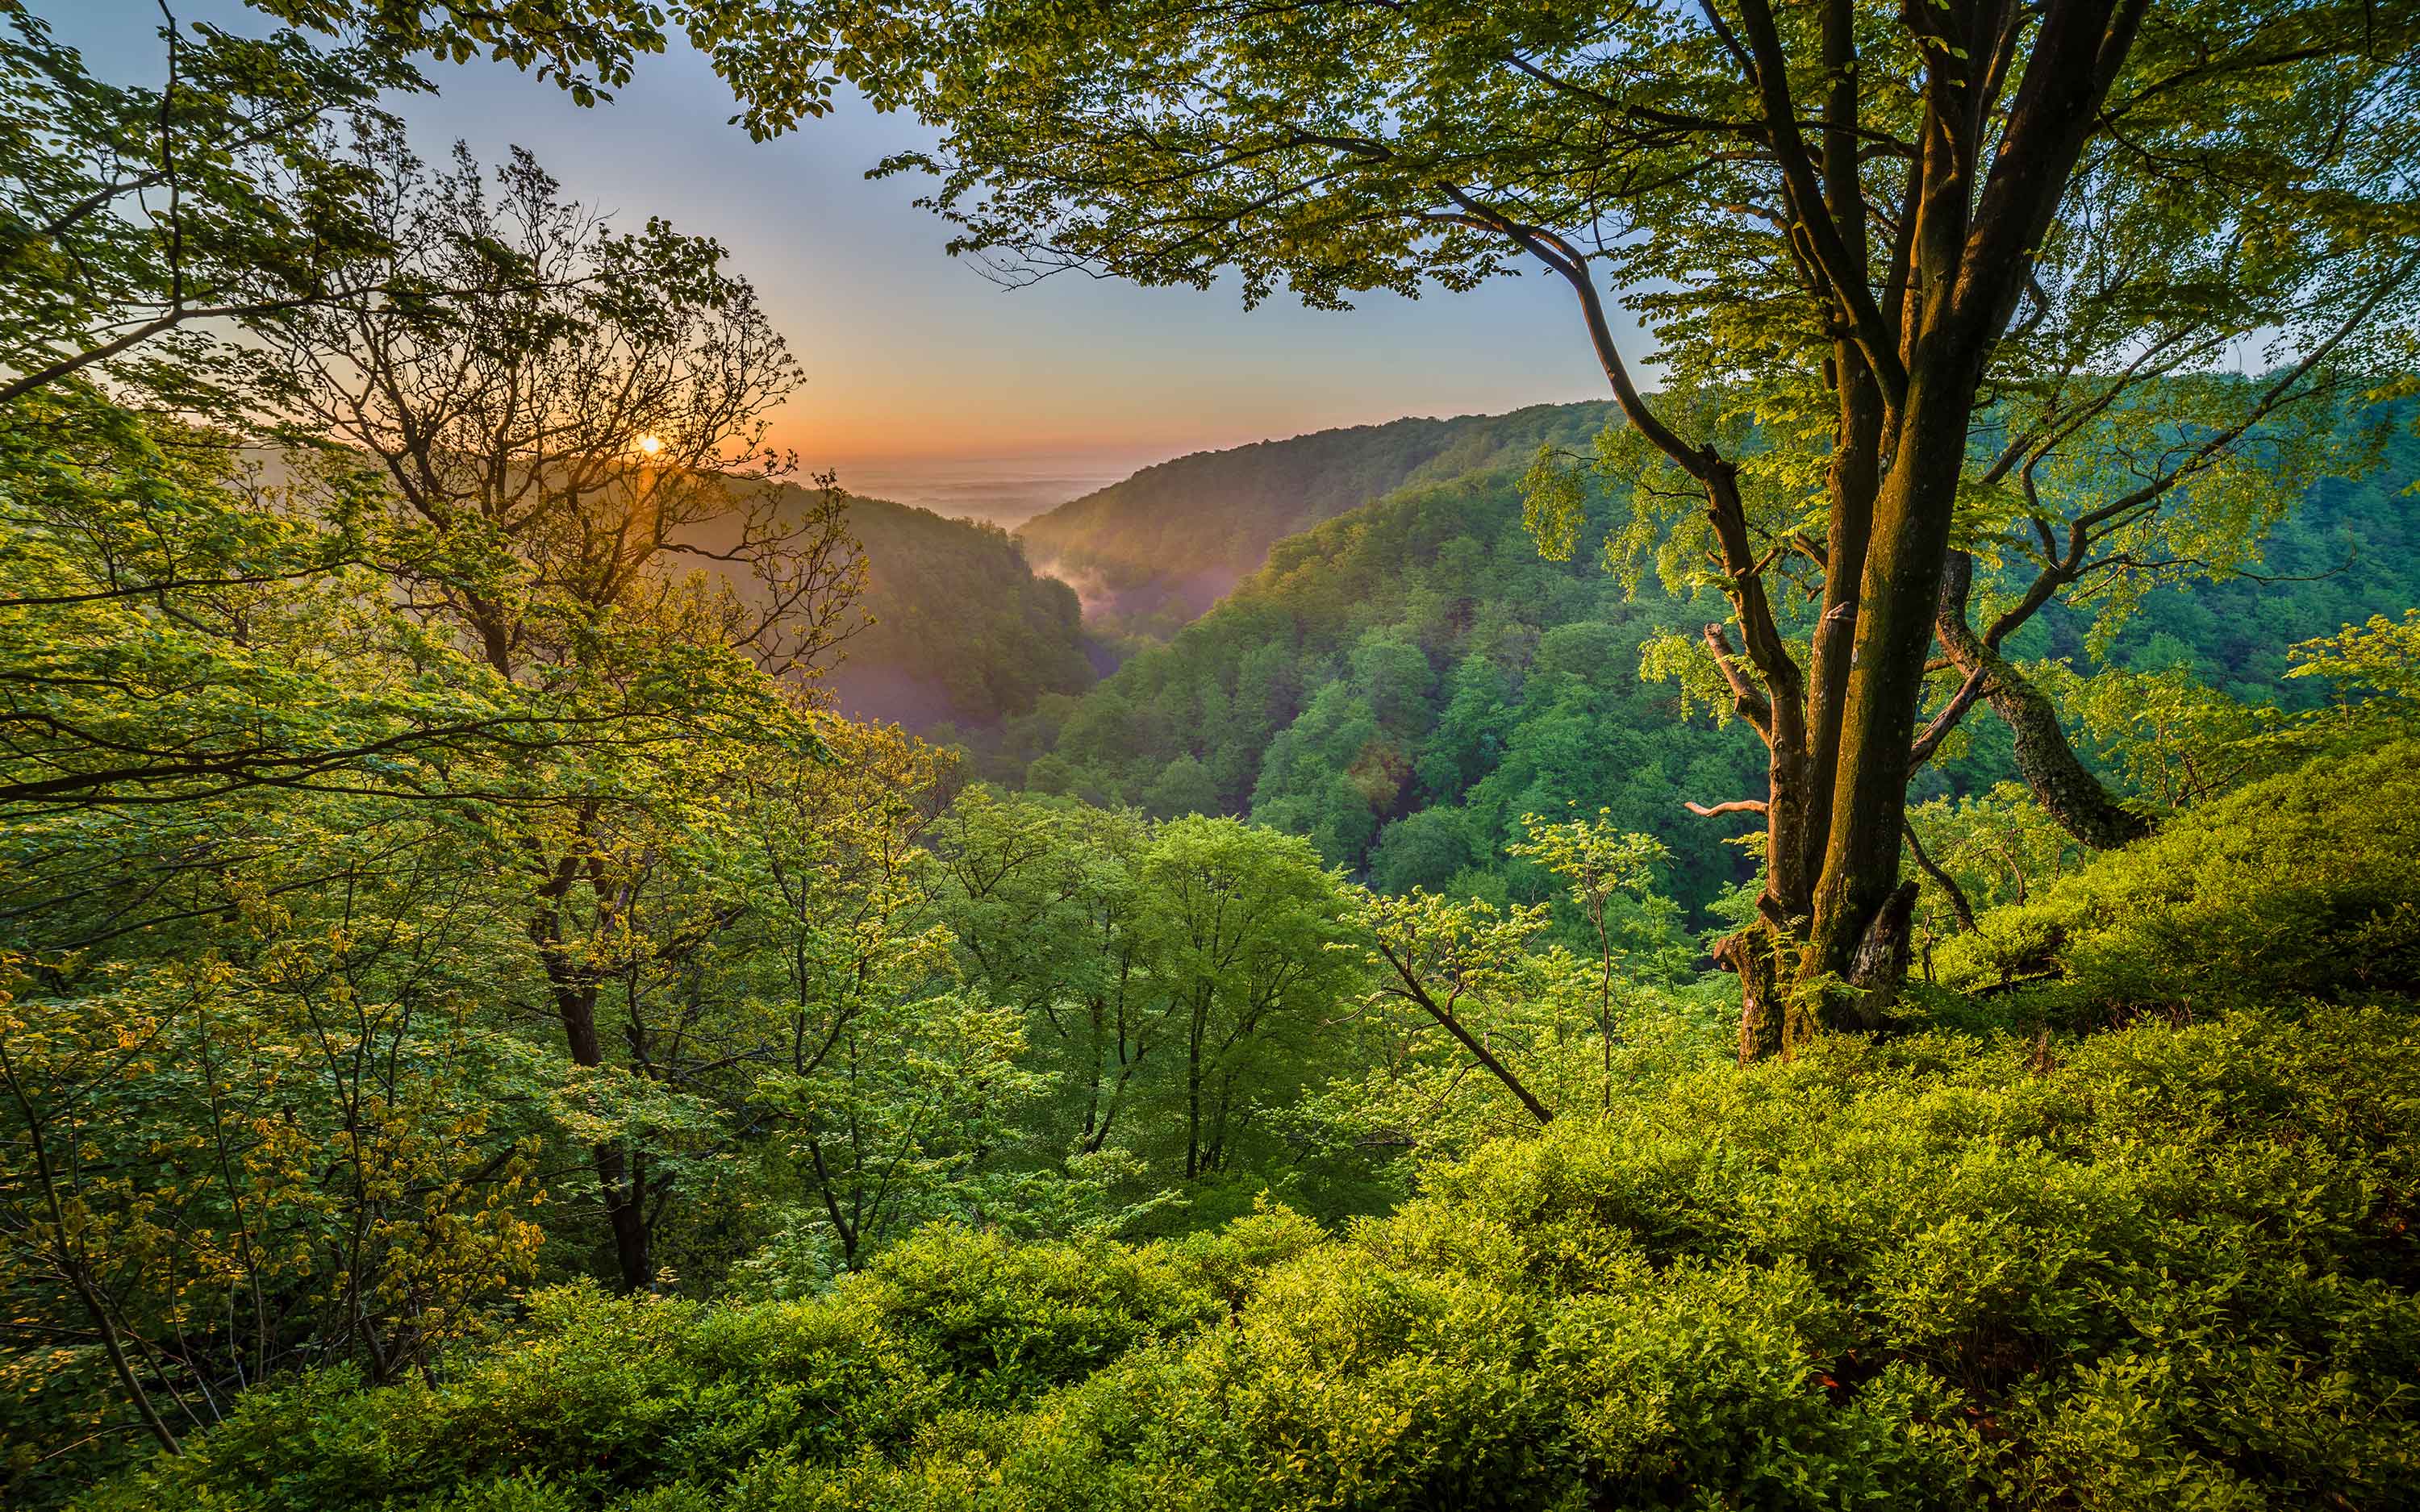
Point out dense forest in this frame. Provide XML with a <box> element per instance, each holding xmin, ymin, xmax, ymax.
<box><xmin>6</xmin><ymin>0</ymin><xmax>2420</xmax><ymax>1508</ymax></box>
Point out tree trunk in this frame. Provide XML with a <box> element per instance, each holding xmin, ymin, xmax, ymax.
<box><xmin>1717</xmin><ymin>923</ymin><xmax>1786</xmax><ymax>1064</ymax></box>
<box><xmin>1935</xmin><ymin>552</ymin><xmax>2151</xmax><ymax>850</ymax></box>
<box><xmin>1845</xmin><ymin>880</ymin><xmax>1920</xmax><ymax>1020</ymax></box>
<box><xmin>1797</xmin><ymin>381</ymin><xmax>1974</xmax><ymax>1014</ymax></box>
<box><xmin>532</xmin><ymin>908</ymin><xmax>657</xmax><ymax>1291</ymax></box>
<box><xmin>593</xmin><ymin>1147</ymin><xmax>655</xmax><ymax>1292</ymax></box>
<box><xmin>1800</xmin><ymin>13</ymin><xmax>1884</xmax><ymax>903</ymax></box>
<box><xmin>1183</xmin><ymin>993</ymin><xmax>1206</xmax><ymax>1180</ymax></box>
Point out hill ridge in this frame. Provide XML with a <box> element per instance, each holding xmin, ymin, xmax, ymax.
<box><xmin>1016</xmin><ymin>400</ymin><xmax>1623</xmax><ymax>639</ymax></box>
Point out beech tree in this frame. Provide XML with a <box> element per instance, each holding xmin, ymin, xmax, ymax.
<box><xmin>930</xmin><ymin>788</ymin><xmax>1166</xmax><ymax>1158</ymax></box>
<box><xmin>753</xmin><ymin>0</ymin><xmax>2420</xmax><ymax>1050</ymax></box>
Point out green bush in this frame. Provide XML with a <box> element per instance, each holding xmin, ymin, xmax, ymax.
<box><xmin>92</xmin><ymin>1010</ymin><xmax>2420</xmax><ymax>1511</ymax></box>
<box><xmin>1932</xmin><ymin>738</ymin><xmax>2420</xmax><ymax>1023</ymax></box>
<box><xmin>81</xmin><ymin>1217</ymin><xmax>1323</xmax><ymax>1512</ymax></box>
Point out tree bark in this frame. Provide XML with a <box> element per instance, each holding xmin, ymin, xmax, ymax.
<box><xmin>1799</xmin><ymin>381</ymin><xmax>1976</xmax><ymax>1010</ymax></box>
<box><xmin>1183</xmin><ymin>992</ymin><xmax>1206</xmax><ymax>1180</ymax></box>
<box><xmin>1935</xmin><ymin>552</ymin><xmax>2152</xmax><ymax>850</ymax></box>
<box><xmin>1800</xmin><ymin>0</ymin><xmax>1883</xmax><ymax>903</ymax></box>
<box><xmin>1843</xmin><ymin>880</ymin><xmax>1921</xmax><ymax>1027</ymax></box>
<box><xmin>1717</xmin><ymin>923</ymin><xmax>1786</xmax><ymax>1064</ymax></box>
<box><xmin>532</xmin><ymin>905</ymin><xmax>656</xmax><ymax>1291</ymax></box>
<box><xmin>593</xmin><ymin>1148</ymin><xmax>655</xmax><ymax>1293</ymax></box>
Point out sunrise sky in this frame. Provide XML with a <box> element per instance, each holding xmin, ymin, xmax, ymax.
<box><xmin>61</xmin><ymin>2</ymin><xmax>1644</xmax><ymax>502</ymax></box>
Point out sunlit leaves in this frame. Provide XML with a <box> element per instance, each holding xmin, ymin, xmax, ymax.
<box><xmin>2286</xmin><ymin>609</ymin><xmax>2420</xmax><ymax>716</ymax></box>
<box><xmin>1507</xmin><ymin>809</ymin><xmax>1667</xmax><ymax>927</ymax></box>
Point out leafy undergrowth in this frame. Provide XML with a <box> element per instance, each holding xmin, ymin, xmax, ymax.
<box><xmin>86</xmin><ymin>1006</ymin><xmax>2420</xmax><ymax>1512</ymax></box>
<box><xmin>1930</xmin><ymin>737</ymin><xmax>2420</xmax><ymax>1024</ymax></box>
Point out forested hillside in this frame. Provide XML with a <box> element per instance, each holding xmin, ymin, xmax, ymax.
<box><xmin>1016</xmin><ymin>403</ymin><xmax>1619</xmax><ymax>639</ymax></box>
<box><xmin>1004</xmin><ymin>468</ymin><xmax>1769</xmax><ymax>921</ymax></box>
<box><xmin>991</xmin><ymin>416</ymin><xmax>2420</xmax><ymax>933</ymax></box>
<box><xmin>827</xmin><ymin>491</ymin><xmax>1097</xmax><ymax>729</ymax></box>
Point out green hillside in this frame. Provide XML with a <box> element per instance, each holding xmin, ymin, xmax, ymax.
<box><xmin>992</xmin><ymin>421</ymin><xmax>2420</xmax><ymax>932</ymax></box>
<box><xmin>1016</xmin><ymin>402</ymin><xmax>1620</xmax><ymax>639</ymax></box>
<box><xmin>1000</xmin><ymin>467</ymin><xmax>1767</xmax><ymax>925</ymax></box>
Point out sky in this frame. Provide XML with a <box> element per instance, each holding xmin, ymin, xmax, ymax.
<box><xmin>54</xmin><ymin>2</ymin><xmax>1642</xmax><ymax>509</ymax></box>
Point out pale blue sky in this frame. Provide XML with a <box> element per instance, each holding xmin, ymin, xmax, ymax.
<box><xmin>53</xmin><ymin>2</ymin><xmax>1638</xmax><ymax>480</ymax></box>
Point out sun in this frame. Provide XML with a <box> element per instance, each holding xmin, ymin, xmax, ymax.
<box><xmin>635</xmin><ymin>434</ymin><xmax>664</xmax><ymax>456</ymax></box>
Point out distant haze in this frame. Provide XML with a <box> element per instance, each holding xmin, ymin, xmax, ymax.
<box><xmin>828</xmin><ymin>450</ymin><xmax>1170</xmax><ymax>528</ymax></box>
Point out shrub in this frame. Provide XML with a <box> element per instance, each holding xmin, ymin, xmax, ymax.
<box><xmin>81</xmin><ymin>1216</ymin><xmax>1325</xmax><ymax>1512</ymax></box>
<box><xmin>99</xmin><ymin>1007</ymin><xmax>2417</xmax><ymax>1510</ymax></box>
<box><xmin>1930</xmin><ymin>739</ymin><xmax>2420</xmax><ymax>1023</ymax></box>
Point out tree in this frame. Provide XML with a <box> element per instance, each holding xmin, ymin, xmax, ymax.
<box><xmin>930</xmin><ymin>788</ymin><xmax>1166</xmax><ymax>1158</ymax></box>
<box><xmin>1142</xmin><ymin>754</ymin><xmax>1220</xmax><ymax>818</ymax></box>
<box><xmin>729</xmin><ymin>732</ymin><xmax>1058</xmax><ymax>1272</ymax></box>
<box><xmin>0</xmin><ymin>820</ymin><xmax>557</xmax><ymax>1488</ymax></box>
<box><xmin>1923</xmin><ymin>373</ymin><xmax>2400</xmax><ymax>851</ymax></box>
<box><xmin>0</xmin><ymin>393</ymin><xmax>582</xmax><ymax>812</ymax></box>
<box><xmin>1348</xmin><ymin>886</ymin><xmax>1558</xmax><ymax>1128</ymax></box>
<box><xmin>754</xmin><ymin>0</ymin><xmax>2420</xmax><ymax>1051</ymax></box>
<box><xmin>0</xmin><ymin>15</ymin><xmax>813</xmax><ymax>818</ymax></box>
<box><xmin>1337</xmin><ymin>871</ymin><xmax>1725</xmax><ymax>1153</ymax></box>
<box><xmin>1418</xmin><ymin>654</ymin><xmax>1512</xmax><ymax>801</ymax></box>
<box><xmin>252</xmin><ymin>140</ymin><xmax>863</xmax><ymax>1289</ymax></box>
<box><xmin>2050</xmin><ymin>608</ymin><xmax>2420</xmax><ymax>806</ymax></box>
<box><xmin>0</xmin><ymin>0</ymin><xmax>759</xmax><ymax>407</ymax></box>
<box><xmin>1348</xmin><ymin>631</ymin><xmax>1436</xmax><ymax>736</ymax></box>
<box><xmin>0</xmin><ymin>0</ymin><xmax>901</xmax><ymax>1476</ymax></box>
<box><xmin>1507</xmin><ymin>809</ymin><xmax>1671</xmax><ymax>1093</ymax></box>
<box><xmin>1136</xmin><ymin>818</ymin><xmax>1359</xmax><ymax>1180</ymax></box>
<box><xmin>1366</xmin><ymin>807</ymin><xmax>1479</xmax><ymax>895</ymax></box>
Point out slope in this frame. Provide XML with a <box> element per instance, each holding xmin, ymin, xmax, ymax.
<box><xmin>999</xmin><ymin>464</ymin><xmax>1775</xmax><ymax>919</ymax></box>
<box><xmin>826</xmin><ymin>491</ymin><xmax>1098</xmax><ymax>731</ymax></box>
<box><xmin>1016</xmin><ymin>402</ymin><xmax>1621</xmax><ymax>639</ymax></box>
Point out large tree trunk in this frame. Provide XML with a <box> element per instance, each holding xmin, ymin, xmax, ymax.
<box><xmin>1796</xmin><ymin>378</ymin><xmax>1975</xmax><ymax>1018</ymax></box>
<box><xmin>1717</xmin><ymin>923</ymin><xmax>1786</xmax><ymax>1063</ymax></box>
<box><xmin>1800</xmin><ymin>0</ymin><xmax>1884</xmax><ymax>912</ymax></box>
